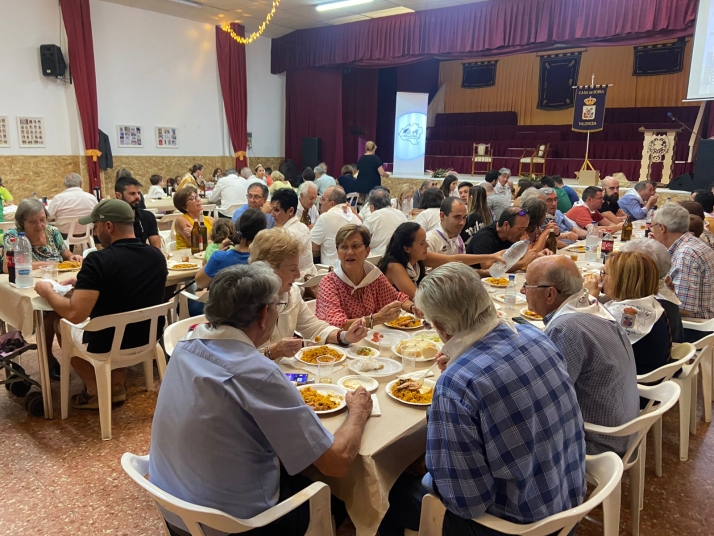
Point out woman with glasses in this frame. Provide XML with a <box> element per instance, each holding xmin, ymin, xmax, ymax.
<box><xmin>248</xmin><ymin>228</ymin><xmax>368</xmax><ymax>360</ymax></box>
<box><xmin>173</xmin><ymin>186</ymin><xmax>214</xmax><ymax>250</ymax></box>
<box><xmin>584</xmin><ymin>251</ymin><xmax>673</xmax><ymax>376</ymax></box>
<box><xmin>316</xmin><ymin>224</ymin><xmax>421</xmax><ymax>328</ymax></box>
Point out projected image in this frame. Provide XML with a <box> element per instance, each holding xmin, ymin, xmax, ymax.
<box><xmin>699</xmin><ymin>7</ymin><xmax>714</xmax><ymax>96</ymax></box>
<box><xmin>394</xmin><ymin>112</ymin><xmax>426</xmax><ymax>161</ymax></box>
<box><xmin>688</xmin><ymin>0</ymin><xmax>714</xmax><ymax>100</ymax></box>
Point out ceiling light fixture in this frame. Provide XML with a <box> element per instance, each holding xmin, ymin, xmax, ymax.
<box><xmin>169</xmin><ymin>0</ymin><xmax>203</xmax><ymax>7</ymax></box>
<box><xmin>316</xmin><ymin>0</ymin><xmax>373</xmax><ymax>12</ymax></box>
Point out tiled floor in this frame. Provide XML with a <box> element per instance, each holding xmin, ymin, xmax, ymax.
<box><xmin>1</xmin><ymin>344</ymin><xmax>713</xmax><ymax>536</ymax></box>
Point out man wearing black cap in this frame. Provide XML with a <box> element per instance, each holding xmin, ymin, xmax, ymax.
<box><xmin>35</xmin><ymin>199</ymin><xmax>167</xmax><ymax>409</ymax></box>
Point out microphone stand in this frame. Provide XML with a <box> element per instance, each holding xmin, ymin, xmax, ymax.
<box><xmin>668</xmin><ymin>113</ymin><xmax>704</xmax><ymax>140</ymax></box>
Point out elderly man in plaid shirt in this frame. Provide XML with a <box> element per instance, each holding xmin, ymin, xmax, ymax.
<box><xmin>379</xmin><ymin>263</ymin><xmax>586</xmax><ymax>536</ymax></box>
<box><xmin>650</xmin><ymin>203</ymin><xmax>714</xmax><ymax>342</ymax></box>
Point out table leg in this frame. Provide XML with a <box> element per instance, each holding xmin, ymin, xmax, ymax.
<box><xmin>33</xmin><ymin>310</ymin><xmax>54</xmax><ymax>419</ymax></box>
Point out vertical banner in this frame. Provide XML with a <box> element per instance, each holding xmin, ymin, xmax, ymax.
<box><xmin>572</xmin><ymin>85</ymin><xmax>609</xmax><ymax>133</ymax></box>
<box><xmin>393</xmin><ymin>92</ymin><xmax>428</xmax><ymax>175</ymax></box>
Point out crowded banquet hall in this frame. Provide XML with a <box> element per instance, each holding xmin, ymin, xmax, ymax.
<box><xmin>4</xmin><ymin>0</ymin><xmax>714</xmax><ymax>534</ymax></box>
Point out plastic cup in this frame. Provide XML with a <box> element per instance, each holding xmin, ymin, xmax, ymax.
<box><xmin>379</xmin><ymin>334</ymin><xmax>394</xmax><ymax>359</ymax></box>
<box><xmin>401</xmin><ymin>344</ymin><xmax>418</xmax><ymax>374</ymax></box>
<box><xmin>569</xmin><ymin>254</ymin><xmax>578</xmax><ymax>262</ymax></box>
<box><xmin>180</xmin><ymin>249</ymin><xmax>190</xmax><ymax>262</ymax></box>
<box><xmin>316</xmin><ymin>355</ymin><xmax>336</xmax><ymax>384</ymax></box>
<box><xmin>40</xmin><ymin>264</ymin><xmax>58</xmax><ymax>282</ymax></box>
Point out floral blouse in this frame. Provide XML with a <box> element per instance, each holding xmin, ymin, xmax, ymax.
<box><xmin>4</xmin><ymin>226</ymin><xmax>67</xmax><ymax>262</ymax></box>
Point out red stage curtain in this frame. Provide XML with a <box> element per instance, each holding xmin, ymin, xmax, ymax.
<box><xmin>59</xmin><ymin>0</ymin><xmax>101</xmax><ymax>193</ymax></box>
<box><xmin>271</xmin><ymin>0</ymin><xmax>697</xmax><ymax>73</ymax></box>
<box><xmin>216</xmin><ymin>23</ymin><xmax>248</xmax><ymax>169</ymax></box>
<box><xmin>286</xmin><ymin>68</ymin><xmax>344</xmax><ymax>171</ymax></box>
<box><xmin>342</xmin><ymin>68</ymin><xmax>379</xmax><ymax>166</ymax></box>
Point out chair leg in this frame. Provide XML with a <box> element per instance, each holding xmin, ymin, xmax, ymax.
<box><xmin>95</xmin><ymin>363</ymin><xmax>113</xmax><ymax>441</ymax></box>
<box><xmin>155</xmin><ymin>346</ymin><xmax>167</xmax><ymax>381</ymax></box>
<box><xmin>677</xmin><ymin>378</ymin><xmax>691</xmax><ymax>462</ymax></box>
<box><xmin>702</xmin><ymin>349</ymin><xmax>712</xmax><ymax>423</ymax></box>
<box><xmin>629</xmin><ymin>455</ymin><xmax>642</xmax><ymax>536</ymax></box>
<box><xmin>143</xmin><ymin>359</ymin><xmax>155</xmax><ymax>391</ymax></box>
<box><xmin>602</xmin><ymin>477</ymin><xmax>622</xmax><ymax>536</ymax></box>
<box><xmin>652</xmin><ymin>417</ymin><xmax>663</xmax><ymax>477</ymax></box>
<box><xmin>690</xmin><ymin>371</ymin><xmax>698</xmax><ymax>435</ymax></box>
<box><xmin>60</xmin><ymin>351</ymin><xmax>72</xmax><ymax>420</ymax></box>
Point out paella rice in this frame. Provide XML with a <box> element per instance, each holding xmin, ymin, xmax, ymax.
<box><xmin>300</xmin><ymin>387</ymin><xmax>342</xmax><ymax>411</ymax></box>
<box><xmin>298</xmin><ymin>345</ymin><xmax>343</xmax><ymax>364</ymax></box>
<box><xmin>385</xmin><ymin>315</ymin><xmax>422</xmax><ymax>328</ymax></box>
<box><xmin>390</xmin><ymin>379</ymin><xmax>433</xmax><ymax>404</ymax></box>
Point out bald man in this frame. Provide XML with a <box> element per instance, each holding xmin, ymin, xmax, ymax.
<box><xmin>600</xmin><ymin>177</ymin><xmax>625</xmax><ymax>219</ymax></box>
<box><xmin>523</xmin><ymin>256</ymin><xmax>638</xmax><ymax>456</ymax></box>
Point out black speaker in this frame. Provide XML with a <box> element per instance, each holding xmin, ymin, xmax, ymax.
<box><xmin>693</xmin><ymin>139</ymin><xmax>714</xmax><ymax>191</ymax></box>
<box><xmin>667</xmin><ymin>173</ymin><xmax>693</xmax><ymax>191</ymax></box>
<box><xmin>40</xmin><ymin>44</ymin><xmax>66</xmax><ymax>77</ymax></box>
<box><xmin>301</xmin><ymin>137</ymin><xmax>322</xmax><ymax>169</ymax></box>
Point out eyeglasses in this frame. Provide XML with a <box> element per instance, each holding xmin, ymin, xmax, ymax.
<box><xmin>187</xmin><ymin>195</ymin><xmax>200</xmax><ymax>202</ymax></box>
<box><xmin>521</xmin><ymin>282</ymin><xmax>561</xmax><ymax>293</ymax></box>
<box><xmin>247</xmin><ymin>194</ymin><xmax>265</xmax><ymax>201</ymax></box>
<box><xmin>338</xmin><ymin>243</ymin><xmax>366</xmax><ymax>252</ymax></box>
<box><xmin>600</xmin><ymin>269</ymin><xmax>608</xmax><ymax>278</ymax></box>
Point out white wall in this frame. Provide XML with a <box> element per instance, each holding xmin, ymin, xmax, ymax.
<box><xmin>246</xmin><ymin>37</ymin><xmax>286</xmax><ymax>157</ymax></box>
<box><xmin>0</xmin><ymin>0</ymin><xmax>82</xmax><ymax>155</ymax></box>
<box><xmin>0</xmin><ymin>0</ymin><xmax>286</xmax><ymax>158</ymax></box>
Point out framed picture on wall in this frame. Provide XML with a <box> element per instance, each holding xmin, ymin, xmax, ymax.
<box><xmin>17</xmin><ymin>116</ymin><xmax>45</xmax><ymax>148</ymax></box>
<box><xmin>117</xmin><ymin>125</ymin><xmax>143</xmax><ymax>148</ymax></box>
<box><xmin>155</xmin><ymin>126</ymin><xmax>178</xmax><ymax>148</ymax></box>
<box><xmin>0</xmin><ymin>116</ymin><xmax>9</xmax><ymax>147</ymax></box>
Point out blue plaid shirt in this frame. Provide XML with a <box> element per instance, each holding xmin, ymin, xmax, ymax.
<box><xmin>424</xmin><ymin>323</ymin><xmax>586</xmax><ymax>523</ymax></box>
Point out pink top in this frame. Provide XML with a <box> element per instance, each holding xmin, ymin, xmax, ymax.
<box><xmin>316</xmin><ymin>270</ymin><xmax>409</xmax><ymax>327</ymax></box>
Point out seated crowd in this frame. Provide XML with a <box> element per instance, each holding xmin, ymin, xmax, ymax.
<box><xmin>6</xmin><ymin>162</ymin><xmax>714</xmax><ymax>536</ymax></box>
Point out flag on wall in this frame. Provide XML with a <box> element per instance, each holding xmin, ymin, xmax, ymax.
<box><xmin>633</xmin><ymin>38</ymin><xmax>686</xmax><ymax>76</ymax></box>
<box><xmin>537</xmin><ymin>52</ymin><xmax>581</xmax><ymax>111</ymax></box>
<box><xmin>572</xmin><ymin>85</ymin><xmax>609</xmax><ymax>133</ymax></box>
<box><xmin>462</xmin><ymin>60</ymin><xmax>498</xmax><ymax>88</ymax></box>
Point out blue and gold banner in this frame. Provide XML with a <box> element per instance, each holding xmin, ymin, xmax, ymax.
<box><xmin>537</xmin><ymin>52</ymin><xmax>581</xmax><ymax>111</ymax></box>
<box><xmin>462</xmin><ymin>60</ymin><xmax>498</xmax><ymax>88</ymax></box>
<box><xmin>572</xmin><ymin>85</ymin><xmax>609</xmax><ymax>133</ymax></box>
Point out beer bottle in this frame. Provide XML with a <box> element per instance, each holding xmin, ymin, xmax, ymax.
<box><xmin>190</xmin><ymin>219</ymin><xmax>200</xmax><ymax>254</ymax></box>
<box><xmin>621</xmin><ymin>216</ymin><xmax>633</xmax><ymax>242</ymax></box>
<box><xmin>545</xmin><ymin>229</ymin><xmax>557</xmax><ymax>254</ymax></box>
<box><xmin>198</xmin><ymin>215</ymin><xmax>208</xmax><ymax>252</ymax></box>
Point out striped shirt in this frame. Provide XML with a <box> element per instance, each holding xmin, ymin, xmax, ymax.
<box><xmin>424</xmin><ymin>323</ymin><xmax>586</xmax><ymax>523</ymax></box>
<box><xmin>668</xmin><ymin>232</ymin><xmax>714</xmax><ymax>318</ymax></box>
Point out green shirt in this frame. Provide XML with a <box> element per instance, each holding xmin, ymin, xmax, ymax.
<box><xmin>555</xmin><ymin>187</ymin><xmax>572</xmax><ymax>213</ymax></box>
<box><xmin>0</xmin><ymin>187</ymin><xmax>13</xmax><ymax>204</ymax></box>
<box><xmin>204</xmin><ymin>242</ymin><xmax>220</xmax><ymax>262</ymax></box>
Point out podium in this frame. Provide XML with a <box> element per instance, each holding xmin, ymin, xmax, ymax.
<box><xmin>638</xmin><ymin>128</ymin><xmax>679</xmax><ymax>184</ymax></box>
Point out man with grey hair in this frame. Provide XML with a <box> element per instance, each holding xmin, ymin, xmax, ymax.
<box><xmin>543</xmin><ymin>186</ymin><xmax>585</xmax><ymax>241</ymax></box>
<box><xmin>378</xmin><ymin>263</ymin><xmax>586</xmax><ymax>535</ymax></box>
<box><xmin>483</xmin><ymin>181</ymin><xmax>510</xmax><ymax>220</ymax></box>
<box><xmin>494</xmin><ymin>167</ymin><xmax>512</xmax><ymax>200</ymax></box>
<box><xmin>651</xmin><ymin>202</ymin><xmax>714</xmax><ymax>330</ymax></box>
<box><xmin>524</xmin><ymin>255</ymin><xmax>639</xmax><ymax>455</ymax></box>
<box><xmin>231</xmin><ymin>182</ymin><xmax>275</xmax><ymax>228</ymax></box>
<box><xmin>149</xmin><ymin>263</ymin><xmax>372</xmax><ymax>535</ymax></box>
<box><xmin>618</xmin><ymin>180</ymin><xmax>658</xmax><ymax>220</ymax></box>
<box><xmin>208</xmin><ymin>167</ymin><xmax>247</xmax><ymax>218</ymax></box>
<box><xmin>363</xmin><ymin>188</ymin><xmax>407</xmax><ymax>256</ymax></box>
<box><xmin>47</xmin><ymin>172</ymin><xmax>98</xmax><ymax>236</ymax></box>
<box><xmin>296</xmin><ymin>181</ymin><xmax>319</xmax><ymax>227</ymax></box>
<box><xmin>313</xmin><ymin>164</ymin><xmax>336</xmax><ymax>196</ymax></box>
<box><xmin>311</xmin><ymin>185</ymin><xmax>361</xmax><ymax>265</ymax></box>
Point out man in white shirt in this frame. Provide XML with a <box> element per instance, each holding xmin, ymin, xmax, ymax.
<box><xmin>208</xmin><ymin>168</ymin><xmax>247</xmax><ymax>218</ymax></box>
<box><xmin>270</xmin><ymin>188</ymin><xmax>317</xmax><ymax>279</ymax></box>
<box><xmin>47</xmin><ymin>172</ymin><xmax>98</xmax><ymax>236</ymax></box>
<box><xmin>242</xmin><ymin>167</ymin><xmax>262</xmax><ymax>188</ymax></box>
<box><xmin>296</xmin><ymin>182</ymin><xmax>320</xmax><ymax>228</ymax></box>
<box><xmin>426</xmin><ymin>198</ymin><xmax>467</xmax><ymax>255</ymax></box>
<box><xmin>414</xmin><ymin>187</ymin><xmax>445</xmax><ymax>232</ymax></box>
<box><xmin>311</xmin><ymin>186</ymin><xmax>361</xmax><ymax>266</ymax></box>
<box><xmin>363</xmin><ymin>188</ymin><xmax>407</xmax><ymax>257</ymax></box>
<box><xmin>313</xmin><ymin>165</ymin><xmax>336</xmax><ymax>196</ymax></box>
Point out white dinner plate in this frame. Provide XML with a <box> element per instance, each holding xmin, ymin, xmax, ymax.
<box><xmin>575</xmin><ymin>260</ymin><xmax>603</xmax><ymax>269</ymax></box>
<box><xmin>348</xmin><ymin>357</ymin><xmax>403</xmax><ymax>377</ymax></box>
<box><xmin>519</xmin><ymin>307</ymin><xmax>544</xmax><ymax>322</ymax></box>
<box><xmin>482</xmin><ymin>277</ymin><xmax>509</xmax><ymax>288</ymax></box>
<box><xmin>384</xmin><ymin>314</ymin><xmax>424</xmax><ymax>330</ymax></box>
<box><xmin>297</xmin><ymin>384</ymin><xmax>347</xmax><ymax>414</ymax></box>
<box><xmin>363</xmin><ymin>329</ymin><xmax>411</xmax><ymax>348</ymax></box>
<box><xmin>193</xmin><ymin>251</ymin><xmax>205</xmax><ymax>260</ymax></box>
<box><xmin>412</xmin><ymin>330</ymin><xmax>443</xmax><ymax>344</ymax></box>
<box><xmin>167</xmin><ymin>261</ymin><xmax>200</xmax><ymax>271</ymax></box>
<box><xmin>337</xmin><ymin>375</ymin><xmax>379</xmax><ymax>393</ymax></box>
<box><xmin>497</xmin><ymin>310</ymin><xmax>508</xmax><ymax>319</ymax></box>
<box><xmin>346</xmin><ymin>345</ymin><xmax>379</xmax><ymax>359</ymax></box>
<box><xmin>392</xmin><ymin>339</ymin><xmax>442</xmax><ymax>362</ymax></box>
<box><xmin>491</xmin><ymin>293</ymin><xmax>526</xmax><ymax>304</ymax></box>
<box><xmin>294</xmin><ymin>345</ymin><xmax>346</xmax><ymax>366</ymax></box>
<box><xmin>386</xmin><ymin>378</ymin><xmax>436</xmax><ymax>406</ymax></box>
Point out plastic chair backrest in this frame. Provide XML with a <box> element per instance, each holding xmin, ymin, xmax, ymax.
<box><xmin>0</xmin><ymin>222</ymin><xmax>16</xmax><ymax>233</ymax></box>
<box><xmin>346</xmin><ymin>192</ymin><xmax>359</xmax><ymax>207</ymax></box>
<box><xmin>163</xmin><ymin>314</ymin><xmax>207</xmax><ymax>355</ymax></box>
<box><xmin>58</xmin><ymin>218</ymin><xmax>95</xmax><ymax>248</ymax></box>
<box><xmin>584</xmin><ymin>381</ymin><xmax>680</xmax><ymax>471</ymax></box>
<box><xmin>178</xmin><ymin>291</ymin><xmax>209</xmax><ymax>321</ymax></box>
<box><xmin>637</xmin><ymin>343</ymin><xmax>695</xmax><ymax>412</ymax></box>
<box><xmin>82</xmin><ymin>247</ymin><xmax>97</xmax><ymax>258</ymax></box>
<box><xmin>366</xmin><ymin>255</ymin><xmax>382</xmax><ymax>266</ymax></box>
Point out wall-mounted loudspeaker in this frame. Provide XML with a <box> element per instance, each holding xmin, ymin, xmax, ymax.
<box><xmin>40</xmin><ymin>44</ymin><xmax>66</xmax><ymax>78</ymax></box>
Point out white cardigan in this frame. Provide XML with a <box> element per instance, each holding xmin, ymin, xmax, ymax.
<box><xmin>269</xmin><ymin>284</ymin><xmax>335</xmax><ymax>345</ymax></box>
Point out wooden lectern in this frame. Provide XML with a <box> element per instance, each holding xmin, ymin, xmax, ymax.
<box><xmin>638</xmin><ymin>128</ymin><xmax>680</xmax><ymax>184</ymax></box>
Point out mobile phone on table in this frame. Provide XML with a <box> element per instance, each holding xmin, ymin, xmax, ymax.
<box><xmin>512</xmin><ymin>317</ymin><xmax>529</xmax><ymax>325</ymax></box>
<box><xmin>285</xmin><ymin>373</ymin><xmax>313</xmax><ymax>385</ymax></box>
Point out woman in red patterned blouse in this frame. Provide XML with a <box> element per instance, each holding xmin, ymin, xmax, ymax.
<box><xmin>316</xmin><ymin>224</ymin><xmax>421</xmax><ymax>328</ymax></box>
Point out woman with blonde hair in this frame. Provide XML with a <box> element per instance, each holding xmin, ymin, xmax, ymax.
<box><xmin>395</xmin><ymin>184</ymin><xmax>415</xmax><ymax>216</ymax></box>
<box><xmin>268</xmin><ymin>170</ymin><xmax>292</xmax><ymax>194</ymax></box>
<box><xmin>356</xmin><ymin>141</ymin><xmax>389</xmax><ymax>199</ymax></box>
<box><xmin>585</xmin><ymin>251</ymin><xmax>672</xmax><ymax>375</ymax></box>
<box><xmin>462</xmin><ymin>185</ymin><xmax>492</xmax><ymax>243</ymax></box>
<box><xmin>249</xmin><ymin>227</ymin><xmax>368</xmax><ymax>360</ymax></box>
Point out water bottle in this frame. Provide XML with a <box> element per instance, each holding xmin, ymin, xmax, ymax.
<box><xmin>504</xmin><ymin>275</ymin><xmax>517</xmax><ymax>310</ymax></box>
<box><xmin>15</xmin><ymin>233</ymin><xmax>33</xmax><ymax>289</ymax></box>
<box><xmin>488</xmin><ymin>240</ymin><xmax>530</xmax><ymax>278</ymax></box>
<box><xmin>585</xmin><ymin>222</ymin><xmax>599</xmax><ymax>262</ymax></box>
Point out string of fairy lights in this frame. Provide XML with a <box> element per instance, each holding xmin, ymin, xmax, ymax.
<box><xmin>220</xmin><ymin>0</ymin><xmax>281</xmax><ymax>44</ymax></box>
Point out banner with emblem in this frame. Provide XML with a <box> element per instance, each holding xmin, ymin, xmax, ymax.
<box><xmin>572</xmin><ymin>85</ymin><xmax>609</xmax><ymax>133</ymax></box>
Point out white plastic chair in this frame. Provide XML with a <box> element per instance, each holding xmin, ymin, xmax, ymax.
<box><xmin>366</xmin><ymin>254</ymin><xmax>382</xmax><ymax>266</ymax></box>
<box><xmin>417</xmin><ymin>452</ymin><xmax>624</xmax><ymax>536</ymax></box>
<box><xmin>214</xmin><ymin>203</ymin><xmax>242</xmax><ymax>220</ymax></box>
<box><xmin>297</xmin><ymin>273</ymin><xmax>326</xmax><ymax>290</ymax></box>
<box><xmin>637</xmin><ymin>342</ymin><xmax>698</xmax><ymax>469</ymax></box>
<box><xmin>160</xmin><ymin>314</ymin><xmax>207</xmax><ymax>357</ymax></box>
<box><xmin>57</xmin><ymin>218</ymin><xmax>95</xmax><ymax>253</ymax></box>
<box><xmin>121</xmin><ymin>453</ymin><xmax>335</xmax><ymax>536</ymax></box>
<box><xmin>583</xmin><ymin>381</ymin><xmax>680</xmax><ymax>536</ymax></box>
<box><xmin>346</xmin><ymin>192</ymin><xmax>359</xmax><ymax>207</ymax></box>
<box><xmin>158</xmin><ymin>213</ymin><xmax>184</xmax><ymax>236</ymax></box>
<box><xmin>82</xmin><ymin>247</ymin><xmax>97</xmax><ymax>258</ymax></box>
<box><xmin>0</xmin><ymin>221</ymin><xmax>17</xmax><ymax>233</ymax></box>
<box><xmin>59</xmin><ymin>301</ymin><xmax>173</xmax><ymax>440</ymax></box>
<box><xmin>178</xmin><ymin>290</ymin><xmax>209</xmax><ymax>321</ymax></box>
<box><xmin>682</xmin><ymin>318</ymin><xmax>714</xmax><ymax>422</ymax></box>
